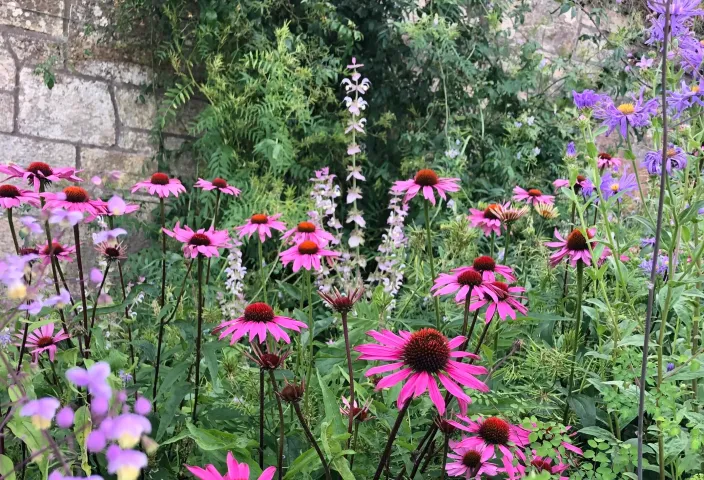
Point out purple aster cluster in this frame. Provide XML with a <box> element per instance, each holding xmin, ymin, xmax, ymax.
<box><xmin>666</xmin><ymin>79</ymin><xmax>704</xmax><ymax>117</ymax></box>
<box><xmin>642</xmin><ymin>144</ymin><xmax>688</xmax><ymax>175</ymax></box>
<box><xmin>600</xmin><ymin>168</ymin><xmax>638</xmax><ymax>202</ymax></box>
<box><xmin>593</xmin><ymin>88</ymin><xmax>659</xmax><ymax>138</ymax></box>
<box><xmin>677</xmin><ymin>34</ymin><xmax>704</xmax><ymax>72</ymax></box>
<box><xmin>572</xmin><ymin>89</ymin><xmax>603</xmax><ymax>109</ymax></box>
<box><xmin>647</xmin><ymin>0</ymin><xmax>704</xmax><ymax>44</ymax></box>
<box><xmin>639</xmin><ymin>254</ymin><xmax>669</xmax><ymax>277</ymax></box>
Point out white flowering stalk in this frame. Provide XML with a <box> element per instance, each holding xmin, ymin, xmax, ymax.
<box><xmin>218</xmin><ymin>239</ymin><xmax>248</xmax><ymax>318</ymax></box>
<box><xmin>366</xmin><ymin>193</ymin><xmax>409</xmax><ymax>309</ymax></box>
<box><xmin>342</xmin><ymin>58</ymin><xmax>370</xmax><ymax>270</ymax></box>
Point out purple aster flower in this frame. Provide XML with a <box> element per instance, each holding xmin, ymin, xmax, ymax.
<box><xmin>566</xmin><ymin>142</ymin><xmax>576</xmax><ymax>157</ymax></box>
<box><xmin>593</xmin><ymin>88</ymin><xmax>659</xmax><ymax>138</ymax></box>
<box><xmin>106</xmin><ymin>445</ymin><xmax>148</xmax><ymax>480</ymax></box>
<box><xmin>572</xmin><ymin>89</ymin><xmax>603</xmax><ymax>109</ymax></box>
<box><xmin>667</xmin><ymin>362</ymin><xmax>675</xmax><ymax>372</ymax></box>
<box><xmin>642</xmin><ymin>144</ymin><xmax>688</xmax><ymax>175</ymax></box>
<box><xmin>678</xmin><ymin>34</ymin><xmax>704</xmax><ymax>72</ymax></box>
<box><xmin>647</xmin><ymin>0</ymin><xmax>704</xmax><ymax>44</ymax></box>
<box><xmin>600</xmin><ymin>168</ymin><xmax>638</xmax><ymax>202</ymax></box>
<box><xmin>20</xmin><ymin>397</ymin><xmax>60</xmax><ymax>430</ymax></box>
<box><xmin>66</xmin><ymin>361</ymin><xmax>112</xmax><ymax>399</ymax></box>
<box><xmin>639</xmin><ymin>254</ymin><xmax>669</xmax><ymax>277</ymax></box>
<box><xmin>666</xmin><ymin>80</ymin><xmax>704</xmax><ymax>116</ymax></box>
<box><xmin>641</xmin><ymin>237</ymin><xmax>656</xmax><ymax>247</ymax></box>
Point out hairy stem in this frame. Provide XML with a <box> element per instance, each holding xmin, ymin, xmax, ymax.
<box><xmin>73</xmin><ymin>224</ymin><xmax>90</xmax><ymax>356</ymax></box>
<box><xmin>341</xmin><ymin>310</ymin><xmax>356</xmax><ymax>448</ymax></box>
<box><xmin>423</xmin><ymin>199</ymin><xmax>441</xmax><ymax>328</ymax></box>
<box><xmin>268</xmin><ymin>370</ymin><xmax>285</xmax><ymax>480</ymax></box>
<box><xmin>259</xmin><ymin>368</ymin><xmax>265</xmax><ymax>468</ymax></box>
<box><xmin>192</xmin><ymin>254</ymin><xmax>204</xmax><ymax>424</ymax></box>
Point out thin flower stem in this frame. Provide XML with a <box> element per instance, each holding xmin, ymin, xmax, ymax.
<box><xmin>563</xmin><ymin>261</ymin><xmax>584</xmax><ymax>424</ymax></box>
<box><xmin>86</xmin><ymin>262</ymin><xmax>111</xmax><ymax>350</ymax></box>
<box><xmin>205</xmin><ymin>190</ymin><xmax>221</xmax><ymax>287</ymax></box>
<box><xmin>293</xmin><ymin>401</ymin><xmax>332</xmax><ymax>480</ymax></box>
<box><xmin>268</xmin><ymin>370</ymin><xmax>285</xmax><ymax>480</ymax></box>
<box><xmin>259</xmin><ymin>368</ymin><xmax>265</xmax><ymax>468</ymax></box>
<box><xmin>423</xmin><ymin>199</ymin><xmax>441</xmax><ymax>328</ymax></box>
<box><xmin>259</xmin><ymin>237</ymin><xmax>267</xmax><ymax>302</ymax></box>
<box><xmin>55</xmin><ymin>262</ymin><xmax>76</xmax><ymax>307</ymax></box>
<box><xmin>192</xmin><ymin>254</ymin><xmax>204</xmax><ymax>424</ymax></box>
<box><xmin>638</xmin><ymin>3</ymin><xmax>670</xmax><ymax>479</ymax></box>
<box><xmin>7</xmin><ymin>208</ymin><xmax>20</xmax><ymax>253</ymax></box>
<box><xmin>117</xmin><ymin>262</ymin><xmax>136</xmax><ymax>369</ymax></box>
<box><xmin>160</xmin><ymin>196</ymin><xmax>167</xmax><ymax>307</ymax></box>
<box><xmin>504</xmin><ymin>224</ymin><xmax>511</xmax><ymax>262</ymax></box>
<box><xmin>152</xmin><ymin>259</ymin><xmax>194</xmax><ymax>405</ymax></box>
<box><xmin>372</xmin><ymin>401</ymin><xmax>410</xmax><ymax>480</ymax></box>
<box><xmin>341</xmin><ymin>310</ymin><xmax>355</xmax><ymax>447</ymax></box>
<box><xmin>350</xmin><ymin>421</ymin><xmax>359</xmax><ymax>469</ymax></box>
<box><xmin>304</xmin><ymin>269</ymin><xmax>315</xmax><ymax>418</ymax></box>
<box><xmin>73</xmin><ymin>224</ymin><xmax>90</xmax><ymax>356</ymax></box>
<box><xmin>489</xmin><ymin>231</ymin><xmax>495</xmax><ymax>257</ymax></box>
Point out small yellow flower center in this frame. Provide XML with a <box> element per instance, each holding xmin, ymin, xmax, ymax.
<box><xmin>116</xmin><ymin>466</ymin><xmax>141</xmax><ymax>480</ymax></box>
<box><xmin>8</xmin><ymin>283</ymin><xmax>27</xmax><ymax>300</ymax></box>
<box><xmin>610</xmin><ymin>183</ymin><xmax>620</xmax><ymax>192</ymax></box>
<box><xmin>666</xmin><ymin>148</ymin><xmax>677</xmax><ymax>158</ymax></box>
<box><xmin>692</xmin><ymin>85</ymin><xmax>700</xmax><ymax>93</ymax></box>
<box><xmin>617</xmin><ymin>103</ymin><xmax>635</xmax><ymax>115</ymax></box>
<box><xmin>118</xmin><ymin>432</ymin><xmax>141</xmax><ymax>449</ymax></box>
<box><xmin>31</xmin><ymin>415</ymin><xmax>51</xmax><ymax>430</ymax></box>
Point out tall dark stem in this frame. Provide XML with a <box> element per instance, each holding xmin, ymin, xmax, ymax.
<box><xmin>259</xmin><ymin>368</ymin><xmax>265</xmax><ymax>468</ymax></box>
<box><xmin>117</xmin><ymin>262</ymin><xmax>136</xmax><ymax>368</ymax></box>
<box><xmin>459</xmin><ymin>289</ymin><xmax>474</xmax><ymax>350</ymax></box>
<box><xmin>440</xmin><ymin>434</ymin><xmax>450</xmax><ymax>480</ymax></box>
<box><xmin>293</xmin><ymin>401</ymin><xmax>332</xmax><ymax>480</ymax></box>
<box><xmin>192</xmin><ymin>255</ymin><xmax>204</xmax><ymax>423</ymax></box>
<box><xmin>350</xmin><ymin>422</ymin><xmax>359</xmax><ymax>469</ymax></box>
<box><xmin>159</xmin><ymin>197</ymin><xmax>167</xmax><ymax>307</ymax></box>
<box><xmin>503</xmin><ymin>224</ymin><xmax>511</xmax><ymax>261</ymax></box>
<box><xmin>563</xmin><ymin>261</ymin><xmax>584</xmax><ymax>424</ymax></box>
<box><xmin>7</xmin><ymin>208</ymin><xmax>20</xmax><ymax>253</ymax></box>
<box><xmin>73</xmin><ymin>224</ymin><xmax>90</xmax><ymax>356</ymax></box>
<box><xmin>423</xmin><ymin>200</ymin><xmax>441</xmax><ymax>328</ymax></box>
<box><xmin>86</xmin><ymin>263</ymin><xmax>111</xmax><ymax>350</ymax></box>
<box><xmin>637</xmin><ymin>3</ymin><xmax>670</xmax><ymax>478</ymax></box>
<box><xmin>205</xmin><ymin>190</ymin><xmax>220</xmax><ymax>287</ymax></box>
<box><xmin>341</xmin><ymin>310</ymin><xmax>356</xmax><ymax>447</ymax></box>
<box><xmin>372</xmin><ymin>401</ymin><xmax>410</xmax><ymax>480</ymax></box>
<box><xmin>268</xmin><ymin>371</ymin><xmax>285</xmax><ymax>480</ymax></box>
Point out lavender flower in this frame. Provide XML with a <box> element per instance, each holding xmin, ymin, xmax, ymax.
<box><xmin>49</xmin><ymin>208</ymin><xmax>84</xmax><ymax>228</ymax></box>
<box><xmin>666</xmin><ymin>80</ymin><xmax>704</xmax><ymax>116</ymax></box>
<box><xmin>641</xmin><ymin>237</ymin><xmax>656</xmax><ymax>247</ymax></box>
<box><xmin>218</xmin><ymin>239</ymin><xmax>247</xmax><ymax>318</ymax></box>
<box><xmin>639</xmin><ymin>254</ymin><xmax>669</xmax><ymax>277</ymax></box>
<box><xmin>20</xmin><ymin>397</ymin><xmax>60</xmax><ymax>430</ymax></box>
<box><xmin>635</xmin><ymin>55</ymin><xmax>655</xmax><ymax>69</ymax></box>
<box><xmin>593</xmin><ymin>88</ymin><xmax>659</xmax><ymax>138</ymax></box>
<box><xmin>49</xmin><ymin>471</ymin><xmax>103</xmax><ymax>480</ymax></box>
<box><xmin>0</xmin><ymin>254</ymin><xmax>34</xmax><ymax>300</ymax></box>
<box><xmin>600</xmin><ymin>168</ymin><xmax>638</xmax><ymax>202</ymax></box>
<box><xmin>56</xmin><ymin>406</ymin><xmax>75</xmax><ymax>428</ymax></box>
<box><xmin>20</xmin><ymin>215</ymin><xmax>43</xmax><ymax>235</ymax></box>
<box><xmin>106</xmin><ymin>413</ymin><xmax>152</xmax><ymax>449</ymax></box>
<box><xmin>0</xmin><ymin>327</ymin><xmax>11</xmax><ymax>348</ymax></box>
<box><xmin>642</xmin><ymin>145</ymin><xmax>688</xmax><ymax>175</ymax></box>
<box><xmin>566</xmin><ymin>142</ymin><xmax>576</xmax><ymax>158</ymax></box>
<box><xmin>572</xmin><ymin>89</ymin><xmax>603</xmax><ymax>109</ymax></box>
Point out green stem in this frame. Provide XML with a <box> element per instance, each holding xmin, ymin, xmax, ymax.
<box><xmin>192</xmin><ymin>255</ymin><xmax>204</xmax><ymax>424</ymax></box>
<box><xmin>423</xmin><ymin>199</ymin><xmax>441</xmax><ymax>328</ymax></box>
<box><xmin>268</xmin><ymin>371</ymin><xmax>285</xmax><ymax>480</ymax></box>
<box><xmin>563</xmin><ymin>261</ymin><xmax>584</xmax><ymax>424</ymax></box>
<box><xmin>304</xmin><ymin>269</ymin><xmax>314</xmax><ymax>417</ymax></box>
<box><xmin>489</xmin><ymin>231</ymin><xmax>495</xmax><ymax>257</ymax></box>
<box><xmin>73</xmin><ymin>225</ymin><xmax>90</xmax><ymax>357</ymax></box>
<box><xmin>259</xmin><ymin>368</ymin><xmax>265</xmax><ymax>468</ymax></box>
<box><xmin>205</xmin><ymin>190</ymin><xmax>221</xmax><ymax>288</ymax></box>
<box><xmin>86</xmin><ymin>262</ymin><xmax>111</xmax><ymax>350</ymax></box>
<box><xmin>259</xmin><ymin>237</ymin><xmax>267</xmax><ymax>302</ymax></box>
<box><xmin>293</xmin><ymin>401</ymin><xmax>332</xmax><ymax>480</ymax></box>
<box><xmin>504</xmin><ymin>224</ymin><xmax>511</xmax><ymax>262</ymax></box>
<box><xmin>341</xmin><ymin>311</ymin><xmax>356</xmax><ymax>448</ymax></box>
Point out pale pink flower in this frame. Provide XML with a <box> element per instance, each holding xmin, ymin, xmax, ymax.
<box><xmin>468</xmin><ymin>203</ymin><xmax>507</xmax><ymax>237</ymax></box>
<box><xmin>106</xmin><ymin>195</ymin><xmax>139</xmax><ymax>216</ymax></box>
<box><xmin>345</xmin><ymin>118</ymin><xmax>367</xmax><ymax>134</ymax></box>
<box><xmin>282</xmin><ymin>221</ymin><xmax>335</xmax><ymax>246</ymax></box>
<box><xmin>194</xmin><ymin>178</ymin><xmax>241</xmax><ymax>196</ymax></box>
<box><xmin>347</xmin><ymin>144</ymin><xmax>362</xmax><ymax>155</ymax></box>
<box><xmin>279</xmin><ymin>240</ymin><xmax>340</xmax><ymax>272</ymax></box>
<box><xmin>0</xmin><ymin>162</ymin><xmax>82</xmax><ymax>191</ymax></box>
<box><xmin>512</xmin><ymin>186</ymin><xmax>555</xmax><ymax>206</ymax></box>
<box><xmin>186</xmin><ymin>452</ymin><xmax>276</xmax><ymax>480</ymax></box>
<box><xmin>346</xmin><ymin>165</ymin><xmax>365</xmax><ymax>181</ymax></box>
<box><xmin>216</xmin><ymin>302</ymin><xmax>307</xmax><ymax>344</ymax></box>
<box><xmin>163</xmin><ymin>222</ymin><xmax>232</xmax><ymax>258</ymax></box>
<box><xmin>0</xmin><ymin>184</ymin><xmax>40</xmax><ymax>208</ymax></box>
<box><xmin>449</xmin><ymin>415</ymin><xmax>530</xmax><ymax>479</ymax></box>
<box><xmin>445</xmin><ymin>442</ymin><xmax>500</xmax><ymax>479</ymax></box>
<box><xmin>17</xmin><ymin>323</ymin><xmax>70</xmax><ymax>362</ymax></box>
<box><xmin>469</xmin><ymin>281</ymin><xmax>527</xmax><ymax>322</ymax></box>
<box><xmin>235</xmin><ymin>213</ymin><xmax>286</xmax><ymax>243</ymax></box>
<box><xmin>391</xmin><ymin>169</ymin><xmax>460</xmax><ymax>206</ymax></box>
<box><xmin>346</xmin><ymin>186</ymin><xmax>363</xmax><ymax>204</ymax></box>
<box><xmin>346</xmin><ymin>207</ymin><xmax>366</xmax><ymax>227</ymax></box>
<box><xmin>355</xmin><ymin>328</ymin><xmax>489</xmax><ymax>414</ymax></box>
<box><xmin>131</xmin><ymin>172</ymin><xmax>186</xmax><ymax>198</ymax></box>
<box><xmin>41</xmin><ymin>186</ymin><xmax>107</xmax><ymax>219</ymax></box>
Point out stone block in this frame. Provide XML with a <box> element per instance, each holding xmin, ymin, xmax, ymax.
<box><xmin>115</xmin><ymin>86</ymin><xmax>156</xmax><ymax>130</ymax></box>
<box><xmin>80</xmin><ymin>148</ymin><xmax>155</xmax><ymax>189</ymax></box>
<box><xmin>163</xmin><ymin>99</ymin><xmax>205</xmax><ymax>135</ymax></box>
<box><xmin>18</xmin><ymin>68</ymin><xmax>116</xmax><ymax>146</ymax></box>
<box><xmin>6</xmin><ymin>33</ymin><xmax>64</xmax><ymax>66</ymax></box>
<box><xmin>0</xmin><ymin>1</ymin><xmax>64</xmax><ymax>37</ymax></box>
<box><xmin>0</xmin><ymin>37</ymin><xmax>16</xmax><ymax>91</ymax></box>
<box><xmin>118</xmin><ymin>129</ymin><xmax>156</xmax><ymax>154</ymax></box>
<box><xmin>71</xmin><ymin>60</ymin><xmax>150</xmax><ymax>85</ymax></box>
<box><xmin>0</xmin><ymin>92</ymin><xmax>14</xmax><ymax>132</ymax></box>
<box><xmin>0</xmin><ymin>133</ymin><xmax>75</xmax><ymax>165</ymax></box>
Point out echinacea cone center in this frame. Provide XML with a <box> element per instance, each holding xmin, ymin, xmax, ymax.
<box><xmin>491</xmin><ymin>281</ymin><xmax>509</xmax><ymax>300</ymax></box>
<box><xmin>27</xmin><ymin>162</ymin><xmax>53</xmax><ymax>177</ymax></box>
<box><xmin>414</xmin><ymin>168</ymin><xmax>439</xmax><ymax>187</ymax></box>
<box><xmin>483</xmin><ymin>204</ymin><xmax>501</xmax><ymax>220</ymax></box>
<box><xmin>457</xmin><ymin>269</ymin><xmax>483</xmax><ymax>286</ymax></box>
<box><xmin>566</xmin><ymin>229</ymin><xmax>590</xmax><ymax>251</ymax></box>
<box><xmin>189</xmin><ymin>233</ymin><xmax>211</xmax><ymax>246</ymax></box>
<box><xmin>211</xmin><ymin>177</ymin><xmax>228</xmax><ymax>188</ymax></box>
<box><xmin>298</xmin><ymin>240</ymin><xmax>319</xmax><ymax>255</ymax></box>
<box><xmin>478</xmin><ymin>417</ymin><xmax>510</xmax><ymax>445</ymax></box>
<box><xmin>402</xmin><ymin>328</ymin><xmax>450</xmax><ymax>374</ymax></box>
<box><xmin>527</xmin><ymin>188</ymin><xmax>543</xmax><ymax>197</ymax></box>
<box><xmin>461</xmin><ymin>450</ymin><xmax>482</xmax><ymax>468</ymax></box>
<box><xmin>150</xmin><ymin>173</ymin><xmax>170</xmax><ymax>185</ymax></box>
<box><xmin>36</xmin><ymin>336</ymin><xmax>54</xmax><ymax>348</ymax></box>
<box><xmin>243</xmin><ymin>302</ymin><xmax>275</xmax><ymax>323</ymax></box>
<box><xmin>598</xmin><ymin>152</ymin><xmax>612</xmax><ymax>160</ymax></box>
<box><xmin>279</xmin><ymin>383</ymin><xmax>304</xmax><ymax>402</ymax></box>
<box><xmin>0</xmin><ymin>185</ymin><xmax>20</xmax><ymax>198</ymax></box>
<box><xmin>260</xmin><ymin>353</ymin><xmax>282</xmax><ymax>369</ymax></box>
<box><xmin>617</xmin><ymin>103</ymin><xmax>635</xmax><ymax>115</ymax></box>
<box><xmin>531</xmin><ymin>459</ymin><xmax>553</xmax><ymax>473</ymax></box>
<box><xmin>250</xmin><ymin>214</ymin><xmax>269</xmax><ymax>224</ymax></box>
<box><xmin>64</xmin><ymin>186</ymin><xmax>89</xmax><ymax>203</ymax></box>
<box><xmin>472</xmin><ymin>256</ymin><xmax>496</xmax><ymax>272</ymax></box>
<box><xmin>43</xmin><ymin>243</ymin><xmax>64</xmax><ymax>256</ymax></box>
<box><xmin>577</xmin><ymin>175</ymin><xmax>586</xmax><ymax>182</ymax></box>
<box><xmin>297</xmin><ymin>221</ymin><xmax>316</xmax><ymax>233</ymax></box>
<box><xmin>105</xmin><ymin>246</ymin><xmax>122</xmax><ymax>258</ymax></box>
<box><xmin>20</xmin><ymin>247</ymin><xmax>38</xmax><ymax>256</ymax></box>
